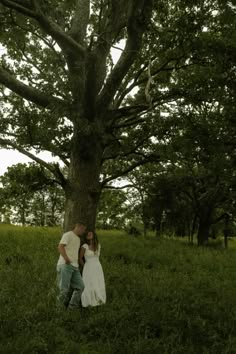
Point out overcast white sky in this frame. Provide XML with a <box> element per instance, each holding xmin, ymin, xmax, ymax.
<box><xmin>0</xmin><ymin>41</ymin><xmax>126</xmax><ymax>176</ymax></box>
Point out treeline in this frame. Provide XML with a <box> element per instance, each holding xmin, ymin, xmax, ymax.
<box><xmin>0</xmin><ymin>152</ymin><xmax>235</xmax><ymax>246</ymax></box>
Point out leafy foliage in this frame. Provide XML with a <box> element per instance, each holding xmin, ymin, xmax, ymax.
<box><xmin>0</xmin><ymin>1</ymin><xmax>235</xmax><ymax>228</ymax></box>
<box><xmin>0</xmin><ymin>163</ymin><xmax>64</xmax><ymax>225</ymax></box>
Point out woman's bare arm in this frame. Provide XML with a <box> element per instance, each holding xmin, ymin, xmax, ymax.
<box><xmin>79</xmin><ymin>246</ymin><xmax>86</xmax><ymax>267</ymax></box>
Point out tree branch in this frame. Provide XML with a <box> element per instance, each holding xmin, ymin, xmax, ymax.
<box><xmin>212</xmin><ymin>213</ymin><xmax>229</xmax><ymax>225</ymax></box>
<box><xmin>0</xmin><ymin>138</ymin><xmax>51</xmax><ymax>169</ymax></box>
<box><xmin>96</xmin><ymin>0</ymin><xmax>154</xmax><ymax>111</ymax></box>
<box><xmin>114</xmin><ymin>57</ymin><xmax>195</xmax><ymax>108</ymax></box>
<box><xmin>0</xmin><ymin>0</ymin><xmax>37</xmax><ymax>18</ymax></box>
<box><xmin>113</xmin><ymin>61</ymin><xmax>150</xmax><ymax>107</ymax></box>
<box><xmin>7</xmin><ymin>13</ymin><xmax>68</xmax><ymax>77</ymax></box>
<box><xmin>111</xmin><ymin>90</ymin><xmax>184</xmax><ymax>122</ymax></box>
<box><xmin>0</xmin><ymin>137</ymin><xmax>67</xmax><ymax>186</ymax></box>
<box><xmin>32</xmin><ymin>0</ymin><xmax>85</xmax><ymax>56</ymax></box>
<box><xmin>101</xmin><ymin>155</ymin><xmax>158</xmax><ymax>186</ymax></box>
<box><xmin>103</xmin><ymin>133</ymin><xmax>154</xmax><ymax>161</ymax></box>
<box><xmin>114</xmin><ymin>117</ymin><xmax>146</xmax><ymax>129</ymax></box>
<box><xmin>115</xmin><ymin>63</ymin><xmax>173</xmax><ymax>108</ymax></box>
<box><xmin>103</xmin><ymin>184</ymin><xmax>134</xmax><ymax>189</ymax></box>
<box><xmin>109</xmin><ymin>101</ymin><xmax>162</xmax><ymax>126</ymax></box>
<box><xmin>0</xmin><ymin>67</ymin><xmax>66</xmax><ymax>109</ymax></box>
<box><xmin>1</xmin><ymin>0</ymin><xmax>86</xmax><ymax>56</ymax></box>
<box><xmin>109</xmin><ymin>104</ymin><xmax>149</xmax><ymax>125</ymax></box>
<box><xmin>68</xmin><ymin>0</ymin><xmax>90</xmax><ymax>44</ymax></box>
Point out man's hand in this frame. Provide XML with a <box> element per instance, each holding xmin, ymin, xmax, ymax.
<box><xmin>58</xmin><ymin>243</ymin><xmax>71</xmax><ymax>264</ymax></box>
<box><xmin>65</xmin><ymin>257</ymin><xmax>71</xmax><ymax>264</ymax></box>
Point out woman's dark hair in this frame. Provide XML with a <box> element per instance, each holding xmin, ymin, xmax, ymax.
<box><xmin>85</xmin><ymin>230</ymin><xmax>99</xmax><ymax>252</ymax></box>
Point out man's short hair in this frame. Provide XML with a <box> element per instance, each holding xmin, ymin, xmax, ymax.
<box><xmin>73</xmin><ymin>222</ymin><xmax>87</xmax><ymax>228</ymax></box>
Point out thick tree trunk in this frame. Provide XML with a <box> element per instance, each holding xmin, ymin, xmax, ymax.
<box><xmin>197</xmin><ymin>215</ymin><xmax>211</xmax><ymax>246</ymax></box>
<box><xmin>223</xmin><ymin>214</ymin><xmax>230</xmax><ymax>249</ymax></box>
<box><xmin>20</xmin><ymin>209</ymin><xmax>26</xmax><ymax>226</ymax></box>
<box><xmin>63</xmin><ymin>130</ymin><xmax>103</xmax><ymax>231</ymax></box>
<box><xmin>20</xmin><ymin>199</ymin><xmax>27</xmax><ymax>226</ymax></box>
<box><xmin>154</xmin><ymin>207</ymin><xmax>163</xmax><ymax>237</ymax></box>
<box><xmin>189</xmin><ymin>213</ymin><xmax>197</xmax><ymax>244</ymax></box>
<box><xmin>143</xmin><ymin>220</ymin><xmax>148</xmax><ymax>238</ymax></box>
<box><xmin>141</xmin><ymin>200</ymin><xmax>148</xmax><ymax>238</ymax></box>
<box><xmin>49</xmin><ymin>193</ymin><xmax>58</xmax><ymax>226</ymax></box>
<box><xmin>64</xmin><ymin>183</ymin><xmax>101</xmax><ymax>231</ymax></box>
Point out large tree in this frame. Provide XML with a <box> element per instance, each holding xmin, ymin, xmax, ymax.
<box><xmin>0</xmin><ymin>0</ymin><xmax>157</xmax><ymax>229</ymax></box>
<box><xmin>0</xmin><ymin>0</ymin><xmax>232</xmax><ymax>229</ymax></box>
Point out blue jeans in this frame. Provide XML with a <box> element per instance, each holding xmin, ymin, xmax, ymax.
<box><xmin>57</xmin><ymin>264</ymin><xmax>85</xmax><ymax>309</ymax></box>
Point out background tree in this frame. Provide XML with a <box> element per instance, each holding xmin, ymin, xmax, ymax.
<box><xmin>0</xmin><ymin>163</ymin><xmax>64</xmax><ymax>226</ymax></box>
<box><xmin>96</xmin><ymin>188</ymin><xmax>128</xmax><ymax>229</ymax></box>
<box><xmin>29</xmin><ymin>185</ymin><xmax>64</xmax><ymax>226</ymax></box>
<box><xmin>145</xmin><ymin>99</ymin><xmax>235</xmax><ymax>244</ymax></box>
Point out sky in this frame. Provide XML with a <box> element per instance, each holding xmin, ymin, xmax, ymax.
<box><xmin>0</xmin><ymin>41</ymin><xmax>125</xmax><ymax>176</ymax></box>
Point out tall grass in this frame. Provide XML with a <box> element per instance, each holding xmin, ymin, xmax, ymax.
<box><xmin>1</xmin><ymin>224</ymin><xmax>236</xmax><ymax>353</ymax></box>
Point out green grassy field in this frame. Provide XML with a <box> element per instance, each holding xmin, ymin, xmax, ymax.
<box><xmin>1</xmin><ymin>225</ymin><xmax>236</xmax><ymax>354</ymax></box>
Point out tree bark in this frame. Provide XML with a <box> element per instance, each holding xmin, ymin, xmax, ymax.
<box><xmin>223</xmin><ymin>214</ymin><xmax>230</xmax><ymax>249</ymax></box>
<box><xmin>20</xmin><ymin>198</ymin><xmax>27</xmax><ymax>226</ymax></box>
<box><xmin>63</xmin><ymin>129</ymin><xmax>103</xmax><ymax>231</ymax></box>
<box><xmin>20</xmin><ymin>208</ymin><xmax>26</xmax><ymax>226</ymax></box>
<box><xmin>154</xmin><ymin>209</ymin><xmax>163</xmax><ymax>237</ymax></box>
<box><xmin>197</xmin><ymin>213</ymin><xmax>212</xmax><ymax>246</ymax></box>
<box><xmin>189</xmin><ymin>213</ymin><xmax>197</xmax><ymax>244</ymax></box>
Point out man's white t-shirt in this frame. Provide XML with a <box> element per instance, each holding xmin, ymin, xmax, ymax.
<box><xmin>57</xmin><ymin>231</ymin><xmax>81</xmax><ymax>267</ymax></box>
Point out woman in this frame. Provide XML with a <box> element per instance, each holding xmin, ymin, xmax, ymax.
<box><xmin>79</xmin><ymin>231</ymin><xmax>106</xmax><ymax>307</ymax></box>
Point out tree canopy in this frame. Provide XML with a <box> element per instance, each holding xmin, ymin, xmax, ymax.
<box><xmin>0</xmin><ymin>0</ymin><xmax>235</xmax><ymax>231</ymax></box>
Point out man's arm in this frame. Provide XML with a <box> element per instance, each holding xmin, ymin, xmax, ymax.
<box><xmin>58</xmin><ymin>243</ymin><xmax>71</xmax><ymax>264</ymax></box>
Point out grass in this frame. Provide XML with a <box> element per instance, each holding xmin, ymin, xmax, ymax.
<box><xmin>1</xmin><ymin>224</ymin><xmax>236</xmax><ymax>353</ymax></box>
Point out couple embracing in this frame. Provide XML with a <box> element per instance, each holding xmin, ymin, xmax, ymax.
<box><xmin>56</xmin><ymin>222</ymin><xmax>106</xmax><ymax>309</ymax></box>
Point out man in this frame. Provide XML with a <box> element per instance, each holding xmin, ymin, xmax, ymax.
<box><xmin>57</xmin><ymin>222</ymin><xmax>87</xmax><ymax>309</ymax></box>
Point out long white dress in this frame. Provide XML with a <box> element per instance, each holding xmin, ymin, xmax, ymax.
<box><xmin>81</xmin><ymin>243</ymin><xmax>106</xmax><ymax>307</ymax></box>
